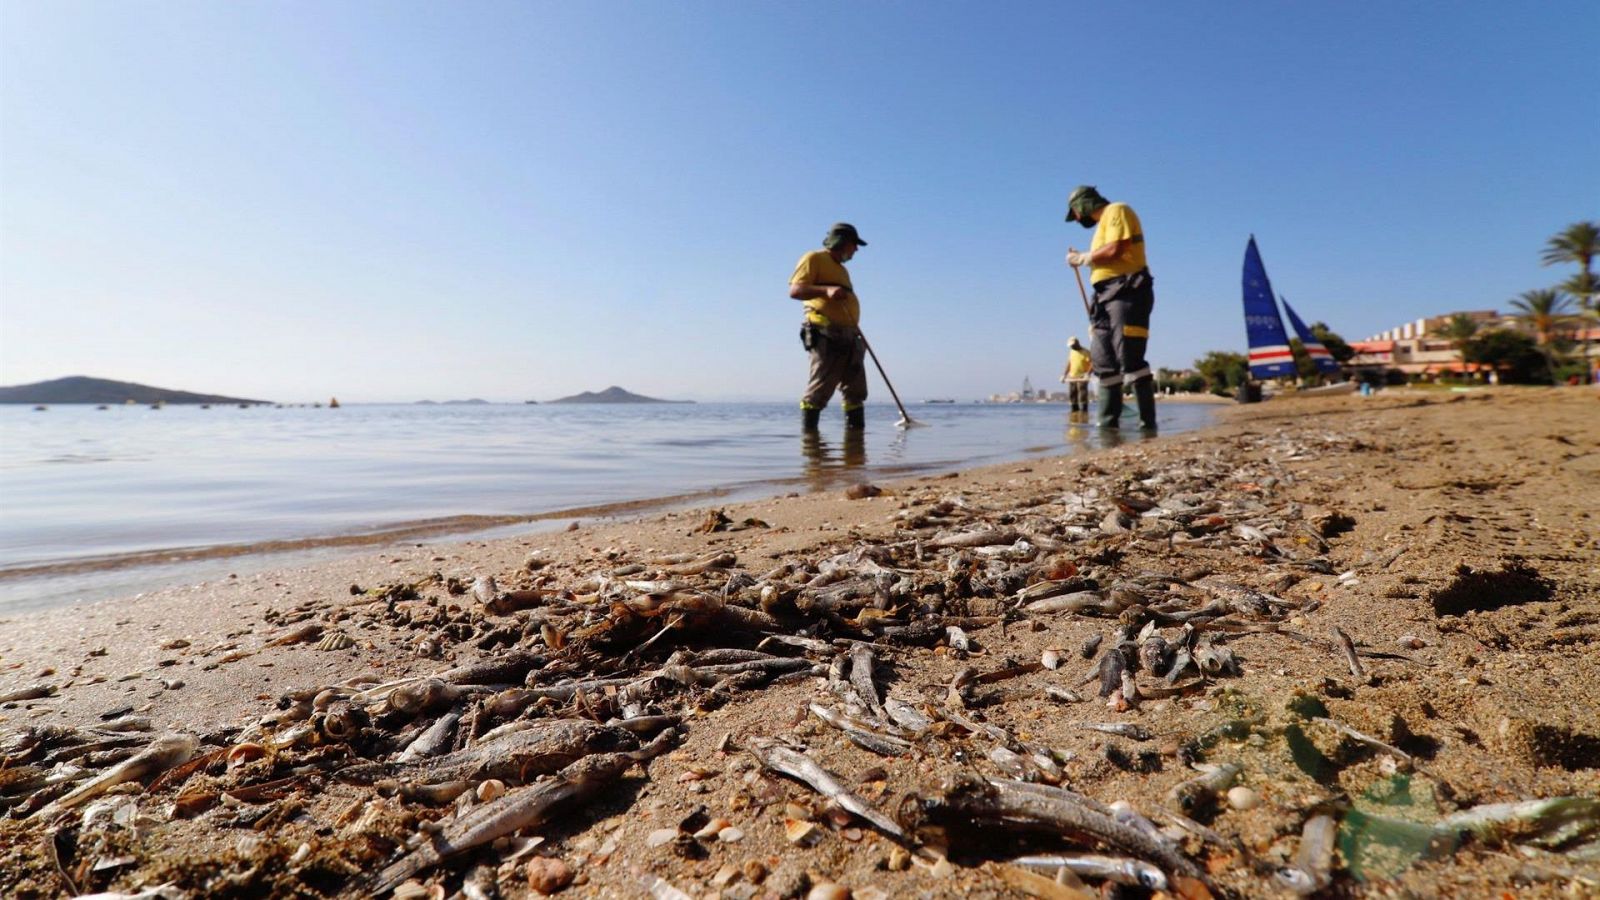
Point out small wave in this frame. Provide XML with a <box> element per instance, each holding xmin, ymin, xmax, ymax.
<box><xmin>0</xmin><ymin>486</ymin><xmax>740</xmax><ymax>583</ymax></box>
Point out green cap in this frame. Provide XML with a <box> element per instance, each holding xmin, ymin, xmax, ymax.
<box><xmin>1065</xmin><ymin>185</ymin><xmax>1108</xmax><ymax>222</ymax></box>
<box><xmin>824</xmin><ymin>222</ymin><xmax>867</xmax><ymax>248</ymax></box>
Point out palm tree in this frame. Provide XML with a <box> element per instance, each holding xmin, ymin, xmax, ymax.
<box><xmin>1439</xmin><ymin>313</ymin><xmax>1479</xmax><ymax>378</ymax></box>
<box><xmin>1509</xmin><ymin>288</ymin><xmax>1574</xmax><ymax>384</ymax></box>
<box><xmin>1543</xmin><ymin>221</ymin><xmax>1599</xmax><ymax>382</ymax></box>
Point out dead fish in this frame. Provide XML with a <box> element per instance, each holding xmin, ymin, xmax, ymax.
<box><xmin>929</xmin><ymin>776</ymin><xmax>1207</xmax><ymax>885</ymax></box>
<box><xmin>344</xmin><ymin>719</ymin><xmax>637</xmax><ymax>787</ymax></box>
<box><xmin>810</xmin><ymin>704</ymin><xmax>911</xmax><ymax>757</ymax></box>
<box><xmin>932</xmin><ymin>528</ymin><xmax>1021</xmax><ymax>549</ymax></box>
<box><xmin>34</xmin><ymin>734</ymin><xmax>196</xmax><ymax>818</ymax></box>
<box><xmin>1276</xmin><ymin>812</ymin><xmax>1336</xmax><ymax>895</ymax></box>
<box><xmin>396</xmin><ymin>711</ymin><xmax>462</xmax><ymax>763</ymax></box>
<box><xmin>1025</xmin><ymin>591</ymin><xmax>1119</xmax><ymax>615</ymax></box>
<box><xmin>883</xmin><ymin>696</ymin><xmax>932</xmax><ymax>736</ymax></box>
<box><xmin>0</xmin><ymin>684</ymin><xmax>57</xmax><ymax>704</ymax></box>
<box><xmin>662</xmin><ymin>551</ymin><xmax>737</xmax><ymax>576</ymax></box>
<box><xmin>369</xmin><ymin>729</ymin><xmax>679</xmax><ymax>893</ymax></box>
<box><xmin>750</xmin><ymin>740</ymin><xmax>905</xmax><ymax>840</ymax></box>
<box><xmin>1011</xmin><ymin>853</ymin><xmax>1169</xmax><ymax>890</ymax></box>
<box><xmin>1138</xmin><ymin>635</ymin><xmax>1171</xmax><ymax>677</ymax></box>
<box><xmin>1079</xmin><ymin>723</ymin><xmax>1152</xmax><ymax>741</ymax></box>
<box><xmin>1330</xmin><ymin>625</ymin><xmax>1370</xmax><ymax>683</ymax></box>
<box><xmin>471</xmin><ymin>575</ymin><xmax>499</xmax><ymax>607</ymax></box>
<box><xmin>1080</xmin><ymin>633</ymin><xmax>1103</xmax><ymax>659</ymax></box>
<box><xmin>1045</xmin><ymin>686</ymin><xmax>1083</xmax><ymax>704</ymax></box>
<box><xmin>1166</xmin><ymin>762</ymin><xmax>1243</xmax><ymax>816</ymax></box>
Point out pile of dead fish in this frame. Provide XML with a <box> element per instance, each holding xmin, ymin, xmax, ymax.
<box><xmin>3</xmin><ymin>430</ymin><xmax>1596</xmax><ymax>898</ymax></box>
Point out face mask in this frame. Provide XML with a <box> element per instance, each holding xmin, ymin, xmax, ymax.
<box><xmin>1077</xmin><ymin>217</ymin><xmax>1096</xmax><ymax>230</ymax></box>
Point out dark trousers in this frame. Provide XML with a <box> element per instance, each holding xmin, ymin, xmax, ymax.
<box><xmin>1067</xmin><ymin>379</ymin><xmax>1089</xmax><ymax>409</ymax></box>
<box><xmin>801</xmin><ymin>324</ymin><xmax>867</xmax><ymax>410</ymax></box>
<box><xmin>1088</xmin><ymin>269</ymin><xmax>1155</xmax><ymax>388</ymax></box>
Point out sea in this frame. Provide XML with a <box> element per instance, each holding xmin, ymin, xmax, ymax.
<box><xmin>0</xmin><ymin>400</ymin><xmax>1218</xmax><ymax>614</ymax></box>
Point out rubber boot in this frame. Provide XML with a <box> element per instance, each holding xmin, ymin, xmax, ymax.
<box><xmin>845</xmin><ymin>407</ymin><xmax>865</xmax><ymax>430</ymax></box>
<box><xmin>802</xmin><ymin>407</ymin><xmax>821</xmax><ymax>432</ymax></box>
<box><xmin>1096</xmin><ymin>386</ymin><xmax>1122</xmax><ymax>428</ymax></box>
<box><xmin>1133</xmin><ymin>379</ymin><xmax>1158</xmax><ymax>431</ymax></box>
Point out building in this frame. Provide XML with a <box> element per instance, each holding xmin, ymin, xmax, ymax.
<box><xmin>1350</xmin><ymin>310</ymin><xmax>1526</xmax><ymax>380</ymax></box>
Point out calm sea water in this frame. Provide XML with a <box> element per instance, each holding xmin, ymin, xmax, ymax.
<box><xmin>0</xmin><ymin>401</ymin><xmax>1216</xmax><ymax>612</ymax></box>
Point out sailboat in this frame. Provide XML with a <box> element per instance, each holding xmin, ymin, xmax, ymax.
<box><xmin>1241</xmin><ymin>237</ymin><xmax>1354</xmax><ymax>396</ymax></box>
<box><xmin>1241</xmin><ymin>236</ymin><xmax>1297</xmax><ymax>379</ymax></box>
<box><xmin>1281</xmin><ymin>297</ymin><xmax>1340</xmax><ymax>376</ymax></box>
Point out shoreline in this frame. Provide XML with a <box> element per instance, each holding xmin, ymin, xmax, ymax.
<box><xmin>0</xmin><ymin>404</ymin><xmax>1225</xmax><ymax>614</ymax></box>
<box><xmin>2</xmin><ymin>388</ymin><xmax>1595</xmax><ymax>897</ymax></box>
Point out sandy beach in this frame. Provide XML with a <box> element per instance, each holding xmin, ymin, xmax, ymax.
<box><xmin>2</xmin><ymin>387</ymin><xmax>1596</xmax><ymax>898</ymax></box>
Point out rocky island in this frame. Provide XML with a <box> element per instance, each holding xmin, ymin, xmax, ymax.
<box><xmin>547</xmin><ymin>385</ymin><xmax>689</xmax><ymax>404</ymax></box>
<box><xmin>0</xmin><ymin>375</ymin><xmax>269</xmax><ymax>406</ymax></box>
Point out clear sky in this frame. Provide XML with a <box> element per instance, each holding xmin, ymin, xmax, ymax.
<box><xmin>2</xmin><ymin>2</ymin><xmax>1596</xmax><ymax>403</ymax></box>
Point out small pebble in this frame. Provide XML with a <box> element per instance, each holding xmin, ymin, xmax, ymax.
<box><xmin>806</xmin><ymin>883</ymin><xmax>850</xmax><ymax>900</ymax></box>
<box><xmin>646</xmin><ymin>827</ymin><xmax>679</xmax><ymax>848</ymax></box>
<box><xmin>718</xmin><ymin>826</ymin><xmax>744</xmax><ymax>843</ymax></box>
<box><xmin>1227</xmin><ymin>786</ymin><xmax>1259</xmax><ymax>810</ymax></box>
<box><xmin>525</xmin><ymin>856</ymin><xmax>573</xmax><ymax>894</ymax></box>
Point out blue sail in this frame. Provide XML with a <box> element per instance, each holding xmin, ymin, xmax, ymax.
<box><xmin>1281</xmin><ymin>296</ymin><xmax>1340</xmax><ymax>374</ymax></box>
<box><xmin>1242</xmin><ymin>237</ymin><xmax>1296</xmax><ymax>378</ymax></box>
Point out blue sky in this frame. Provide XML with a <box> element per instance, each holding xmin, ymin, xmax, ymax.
<box><xmin>2</xmin><ymin>2</ymin><xmax>1595</xmax><ymax>403</ymax></box>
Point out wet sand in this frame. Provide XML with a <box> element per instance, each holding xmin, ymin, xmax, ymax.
<box><xmin>2</xmin><ymin>386</ymin><xmax>1596</xmax><ymax>898</ymax></box>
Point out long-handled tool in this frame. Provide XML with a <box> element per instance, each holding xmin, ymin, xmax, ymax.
<box><xmin>859</xmin><ymin>332</ymin><xmax>924</xmax><ymax>429</ymax></box>
<box><xmin>1070</xmin><ymin>262</ymin><xmax>1093</xmax><ymax>319</ymax></box>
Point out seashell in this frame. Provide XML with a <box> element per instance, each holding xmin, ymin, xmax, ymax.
<box><xmin>316</xmin><ymin>632</ymin><xmax>354</xmax><ymax>651</ymax></box>
<box><xmin>1227</xmin><ymin>786</ymin><xmax>1260</xmax><ymax>810</ymax></box>
<box><xmin>785</xmin><ymin>818</ymin><xmax>821</xmax><ymax>846</ymax></box>
<box><xmin>717</xmin><ymin>825</ymin><xmax>744</xmax><ymax>843</ymax></box>
<box><xmin>226</xmin><ymin>743</ymin><xmax>267</xmax><ymax>769</ymax></box>
<box><xmin>692</xmin><ymin>817</ymin><xmax>730</xmax><ymax>840</ymax></box>
<box><xmin>1397</xmin><ymin>634</ymin><xmax>1425</xmax><ymax>650</ymax></box>
<box><xmin>646</xmin><ymin>827</ymin><xmax>679</xmax><ymax>848</ymax></box>
<box><xmin>1041</xmin><ymin>648</ymin><xmax>1063</xmax><ymax>670</ymax></box>
<box><xmin>477</xmin><ymin>779</ymin><xmax>506</xmax><ymax>803</ymax></box>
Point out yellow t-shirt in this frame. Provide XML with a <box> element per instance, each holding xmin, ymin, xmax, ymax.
<box><xmin>1089</xmin><ymin>202</ymin><xmax>1147</xmax><ymax>283</ymax></box>
<box><xmin>790</xmin><ymin>250</ymin><xmax>858</xmax><ymax>327</ymax></box>
<box><xmin>1067</xmin><ymin>347</ymin><xmax>1092</xmax><ymax>378</ymax></box>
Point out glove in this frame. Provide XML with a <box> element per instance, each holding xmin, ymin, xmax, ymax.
<box><xmin>1066</xmin><ymin>250</ymin><xmax>1092</xmax><ymax>267</ymax></box>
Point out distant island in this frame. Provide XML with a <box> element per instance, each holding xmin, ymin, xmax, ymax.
<box><xmin>548</xmin><ymin>386</ymin><xmax>689</xmax><ymax>404</ymax></box>
<box><xmin>0</xmin><ymin>376</ymin><xmax>269</xmax><ymax>406</ymax></box>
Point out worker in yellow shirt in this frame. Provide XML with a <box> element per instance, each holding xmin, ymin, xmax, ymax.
<box><xmin>1065</xmin><ymin>185</ymin><xmax>1157</xmax><ymax>431</ymax></box>
<box><xmin>789</xmin><ymin>222</ymin><xmax>868</xmax><ymax>432</ymax></box>
<box><xmin>1059</xmin><ymin>336</ymin><xmax>1092</xmax><ymax>413</ymax></box>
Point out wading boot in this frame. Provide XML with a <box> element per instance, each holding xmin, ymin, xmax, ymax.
<box><xmin>1133</xmin><ymin>379</ymin><xmax>1158</xmax><ymax>432</ymax></box>
<box><xmin>845</xmin><ymin>407</ymin><xmax>865</xmax><ymax>430</ymax></box>
<box><xmin>802</xmin><ymin>407</ymin><xmax>822</xmax><ymax>432</ymax></box>
<box><xmin>1096</xmin><ymin>386</ymin><xmax>1123</xmax><ymax>428</ymax></box>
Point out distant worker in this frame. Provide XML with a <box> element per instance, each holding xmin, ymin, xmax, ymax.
<box><xmin>790</xmin><ymin>222</ymin><xmax>868</xmax><ymax>432</ymax></box>
<box><xmin>1059</xmin><ymin>336</ymin><xmax>1092</xmax><ymax>413</ymax></box>
<box><xmin>1065</xmin><ymin>185</ymin><xmax>1158</xmax><ymax>431</ymax></box>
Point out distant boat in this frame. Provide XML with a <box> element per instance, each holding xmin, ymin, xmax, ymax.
<box><xmin>329</xmin><ymin>397</ymin><xmax>340</xmax><ymax>408</ymax></box>
<box><xmin>923</xmin><ymin>398</ymin><xmax>956</xmax><ymax>404</ymax></box>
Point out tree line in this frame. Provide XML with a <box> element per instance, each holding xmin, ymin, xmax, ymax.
<box><xmin>1166</xmin><ymin>221</ymin><xmax>1599</xmax><ymax>394</ymax></box>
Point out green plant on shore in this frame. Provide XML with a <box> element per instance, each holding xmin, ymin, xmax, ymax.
<box><xmin>1509</xmin><ymin>288</ymin><xmax>1576</xmax><ymax>384</ymax></box>
<box><xmin>1195</xmin><ymin>350</ymin><xmax>1249</xmax><ymax>395</ymax></box>
<box><xmin>1541</xmin><ymin>221</ymin><xmax>1599</xmax><ymax>383</ymax></box>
